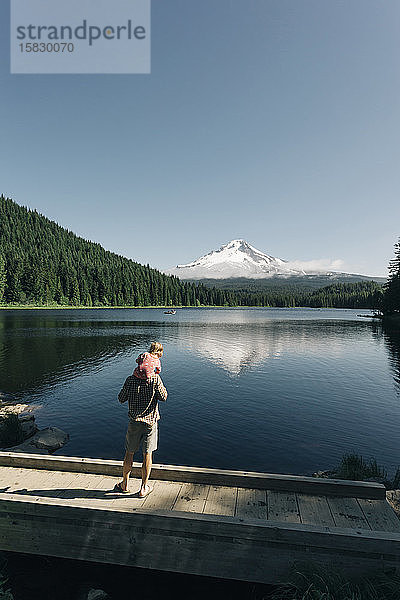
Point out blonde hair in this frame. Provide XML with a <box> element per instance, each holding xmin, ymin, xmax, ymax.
<box><xmin>149</xmin><ymin>341</ymin><xmax>163</xmax><ymax>357</ymax></box>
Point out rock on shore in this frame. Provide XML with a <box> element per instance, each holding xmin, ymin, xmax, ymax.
<box><xmin>386</xmin><ymin>490</ymin><xmax>400</xmax><ymax>517</ymax></box>
<box><xmin>0</xmin><ymin>403</ymin><xmax>69</xmax><ymax>454</ymax></box>
<box><xmin>7</xmin><ymin>426</ymin><xmax>69</xmax><ymax>453</ymax></box>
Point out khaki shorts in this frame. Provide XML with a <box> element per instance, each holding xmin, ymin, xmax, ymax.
<box><xmin>125</xmin><ymin>421</ymin><xmax>158</xmax><ymax>454</ymax></box>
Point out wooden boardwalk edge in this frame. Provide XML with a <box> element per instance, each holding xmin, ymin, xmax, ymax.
<box><xmin>0</xmin><ymin>452</ymin><xmax>386</xmax><ymax>499</ymax></box>
<box><xmin>2</xmin><ymin>496</ymin><xmax>400</xmax><ymax>584</ymax></box>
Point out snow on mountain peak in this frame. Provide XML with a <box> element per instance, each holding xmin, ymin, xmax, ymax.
<box><xmin>165</xmin><ymin>240</ymin><xmax>307</xmax><ymax>279</ymax></box>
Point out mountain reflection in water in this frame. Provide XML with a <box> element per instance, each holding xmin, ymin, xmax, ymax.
<box><xmin>172</xmin><ymin>320</ymin><xmax>369</xmax><ymax>376</ymax></box>
<box><xmin>0</xmin><ymin>308</ymin><xmax>399</xmax><ymax>476</ymax></box>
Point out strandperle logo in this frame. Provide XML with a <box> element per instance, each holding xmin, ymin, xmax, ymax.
<box><xmin>11</xmin><ymin>0</ymin><xmax>151</xmax><ymax>74</ymax></box>
<box><xmin>16</xmin><ymin>20</ymin><xmax>147</xmax><ymax>46</ymax></box>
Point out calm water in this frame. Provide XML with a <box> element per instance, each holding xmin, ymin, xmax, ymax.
<box><xmin>1</xmin><ymin>307</ymin><xmax>399</xmax><ymax>476</ymax></box>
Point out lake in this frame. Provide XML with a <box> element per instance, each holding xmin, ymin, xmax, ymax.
<box><xmin>1</xmin><ymin>307</ymin><xmax>399</xmax><ymax>477</ymax></box>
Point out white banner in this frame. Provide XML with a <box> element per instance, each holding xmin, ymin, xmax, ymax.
<box><xmin>11</xmin><ymin>0</ymin><xmax>151</xmax><ymax>74</ymax></box>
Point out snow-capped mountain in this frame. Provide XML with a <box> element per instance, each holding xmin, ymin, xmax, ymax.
<box><xmin>165</xmin><ymin>239</ymin><xmax>309</xmax><ymax>279</ymax></box>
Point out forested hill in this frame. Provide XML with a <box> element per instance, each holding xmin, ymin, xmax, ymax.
<box><xmin>0</xmin><ymin>195</ymin><xmax>231</xmax><ymax>306</ymax></box>
<box><xmin>232</xmin><ymin>280</ymin><xmax>383</xmax><ymax>309</ymax></box>
<box><xmin>0</xmin><ymin>195</ymin><xmax>383</xmax><ymax>308</ymax></box>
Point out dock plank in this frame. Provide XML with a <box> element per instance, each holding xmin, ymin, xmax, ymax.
<box><xmin>39</xmin><ymin>469</ymin><xmax>82</xmax><ymax>492</ymax></box>
<box><xmin>1</xmin><ymin>467</ymin><xmax>51</xmax><ymax>494</ymax></box>
<box><xmin>141</xmin><ymin>480</ymin><xmax>182</xmax><ymax>511</ymax></box>
<box><xmin>328</xmin><ymin>497</ymin><xmax>370</xmax><ymax>530</ymax></box>
<box><xmin>173</xmin><ymin>483</ymin><xmax>209</xmax><ymax>513</ymax></box>
<box><xmin>0</xmin><ymin>468</ymin><xmax>27</xmax><ymax>490</ymax></box>
<box><xmin>0</xmin><ymin>453</ymin><xmax>386</xmax><ymax>499</ymax></box>
<box><xmin>107</xmin><ymin>476</ymin><xmax>149</xmax><ymax>510</ymax></box>
<box><xmin>297</xmin><ymin>494</ymin><xmax>334</xmax><ymax>527</ymax></box>
<box><xmin>15</xmin><ymin>469</ymin><xmax>92</xmax><ymax>500</ymax></box>
<box><xmin>2</xmin><ymin>496</ymin><xmax>400</xmax><ymax>585</ymax></box>
<box><xmin>2</xmin><ymin>453</ymin><xmax>400</xmax><ymax>586</ymax></box>
<box><xmin>358</xmin><ymin>499</ymin><xmax>400</xmax><ymax>532</ymax></box>
<box><xmin>0</xmin><ymin>467</ymin><xmax>25</xmax><ymax>486</ymax></box>
<box><xmin>204</xmin><ymin>486</ymin><xmax>237</xmax><ymax>516</ymax></box>
<box><xmin>53</xmin><ymin>472</ymin><xmax>114</xmax><ymax>508</ymax></box>
<box><xmin>236</xmin><ymin>488</ymin><xmax>268</xmax><ymax>520</ymax></box>
<box><xmin>268</xmin><ymin>491</ymin><xmax>300</xmax><ymax>523</ymax></box>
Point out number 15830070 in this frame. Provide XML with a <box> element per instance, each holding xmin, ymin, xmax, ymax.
<box><xmin>19</xmin><ymin>42</ymin><xmax>74</xmax><ymax>53</ymax></box>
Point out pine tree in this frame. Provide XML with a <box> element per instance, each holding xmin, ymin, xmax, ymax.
<box><xmin>382</xmin><ymin>238</ymin><xmax>400</xmax><ymax>315</ymax></box>
<box><xmin>0</xmin><ymin>254</ymin><xmax>6</xmax><ymax>302</ymax></box>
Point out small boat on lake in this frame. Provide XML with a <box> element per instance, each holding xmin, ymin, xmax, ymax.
<box><xmin>164</xmin><ymin>310</ymin><xmax>177</xmax><ymax>315</ymax></box>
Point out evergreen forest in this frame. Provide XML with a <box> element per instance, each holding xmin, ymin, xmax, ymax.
<box><xmin>0</xmin><ymin>195</ymin><xmax>384</xmax><ymax>309</ymax></box>
<box><xmin>381</xmin><ymin>238</ymin><xmax>400</xmax><ymax>316</ymax></box>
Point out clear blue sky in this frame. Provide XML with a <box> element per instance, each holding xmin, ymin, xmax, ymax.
<box><xmin>1</xmin><ymin>0</ymin><xmax>399</xmax><ymax>277</ymax></box>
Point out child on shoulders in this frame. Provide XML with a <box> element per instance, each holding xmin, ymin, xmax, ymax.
<box><xmin>133</xmin><ymin>342</ymin><xmax>163</xmax><ymax>380</ymax></box>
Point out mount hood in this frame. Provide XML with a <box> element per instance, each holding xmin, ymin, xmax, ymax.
<box><xmin>165</xmin><ymin>240</ymin><xmax>311</xmax><ymax>280</ymax></box>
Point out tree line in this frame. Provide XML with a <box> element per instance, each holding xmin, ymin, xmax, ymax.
<box><xmin>0</xmin><ymin>195</ymin><xmax>234</xmax><ymax>307</ymax></box>
<box><xmin>0</xmin><ymin>195</ymin><xmax>383</xmax><ymax>309</ymax></box>
<box><xmin>381</xmin><ymin>238</ymin><xmax>400</xmax><ymax>316</ymax></box>
<box><xmin>232</xmin><ymin>281</ymin><xmax>383</xmax><ymax>309</ymax></box>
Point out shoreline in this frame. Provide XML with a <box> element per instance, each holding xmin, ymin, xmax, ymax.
<box><xmin>0</xmin><ymin>304</ymin><xmax>377</xmax><ymax>310</ymax></box>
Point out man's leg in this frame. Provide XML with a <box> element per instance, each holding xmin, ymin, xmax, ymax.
<box><xmin>139</xmin><ymin>452</ymin><xmax>152</xmax><ymax>496</ymax></box>
<box><xmin>117</xmin><ymin>422</ymin><xmax>142</xmax><ymax>492</ymax></box>
<box><xmin>121</xmin><ymin>450</ymin><xmax>134</xmax><ymax>491</ymax></box>
<box><xmin>139</xmin><ymin>423</ymin><xmax>157</xmax><ymax>496</ymax></box>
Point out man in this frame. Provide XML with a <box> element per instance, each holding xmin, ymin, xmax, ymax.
<box><xmin>115</xmin><ymin>367</ymin><xmax>167</xmax><ymax>497</ymax></box>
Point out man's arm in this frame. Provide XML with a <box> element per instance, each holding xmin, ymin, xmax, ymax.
<box><xmin>118</xmin><ymin>377</ymin><xmax>131</xmax><ymax>404</ymax></box>
<box><xmin>155</xmin><ymin>375</ymin><xmax>168</xmax><ymax>402</ymax></box>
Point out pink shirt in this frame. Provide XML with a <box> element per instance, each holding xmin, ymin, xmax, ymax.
<box><xmin>133</xmin><ymin>352</ymin><xmax>161</xmax><ymax>380</ymax></box>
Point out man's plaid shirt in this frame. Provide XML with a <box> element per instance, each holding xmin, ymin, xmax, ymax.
<box><xmin>118</xmin><ymin>374</ymin><xmax>167</xmax><ymax>425</ymax></box>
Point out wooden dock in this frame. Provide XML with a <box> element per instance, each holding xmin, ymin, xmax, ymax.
<box><xmin>1</xmin><ymin>452</ymin><xmax>400</xmax><ymax>584</ymax></box>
